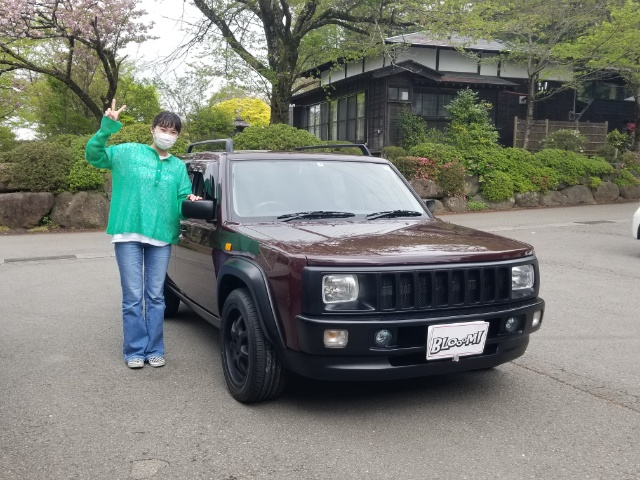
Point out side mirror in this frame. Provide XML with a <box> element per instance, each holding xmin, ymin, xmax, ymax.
<box><xmin>182</xmin><ymin>199</ymin><xmax>216</xmax><ymax>221</ymax></box>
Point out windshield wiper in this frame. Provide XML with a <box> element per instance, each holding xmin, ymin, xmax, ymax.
<box><xmin>277</xmin><ymin>211</ymin><xmax>356</xmax><ymax>222</ymax></box>
<box><xmin>366</xmin><ymin>210</ymin><xmax>424</xmax><ymax>220</ymax></box>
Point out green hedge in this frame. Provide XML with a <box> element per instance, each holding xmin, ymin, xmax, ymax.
<box><xmin>234</xmin><ymin>124</ymin><xmax>323</xmax><ymax>150</ymax></box>
<box><xmin>480</xmin><ymin>170</ymin><xmax>514</xmax><ymax>202</ymax></box>
<box><xmin>8</xmin><ymin>141</ymin><xmax>74</xmax><ymax>192</ymax></box>
<box><xmin>534</xmin><ymin>149</ymin><xmax>614</xmax><ymax>186</ymax></box>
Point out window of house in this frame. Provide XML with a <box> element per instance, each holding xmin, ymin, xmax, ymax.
<box><xmin>389</xmin><ymin>87</ymin><xmax>410</xmax><ymax>102</ymax></box>
<box><xmin>330</xmin><ymin>92</ymin><xmax>366</xmax><ymax>143</ymax></box>
<box><xmin>306</xmin><ymin>93</ymin><xmax>365</xmax><ymax>143</ymax></box>
<box><xmin>307</xmin><ymin>103</ymin><xmax>328</xmax><ymax>140</ymax></box>
<box><xmin>412</xmin><ymin>93</ymin><xmax>455</xmax><ymax>118</ymax></box>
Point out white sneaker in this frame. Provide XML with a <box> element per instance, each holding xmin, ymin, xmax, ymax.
<box><xmin>127</xmin><ymin>358</ymin><xmax>144</xmax><ymax>369</ymax></box>
<box><xmin>148</xmin><ymin>356</ymin><xmax>165</xmax><ymax>367</ymax></box>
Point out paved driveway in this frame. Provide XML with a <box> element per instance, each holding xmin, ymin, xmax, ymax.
<box><xmin>1</xmin><ymin>203</ymin><xmax>638</xmax><ymax>480</ymax></box>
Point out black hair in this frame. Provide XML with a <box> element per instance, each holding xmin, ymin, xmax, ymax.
<box><xmin>152</xmin><ymin>111</ymin><xmax>182</xmax><ymax>133</ymax></box>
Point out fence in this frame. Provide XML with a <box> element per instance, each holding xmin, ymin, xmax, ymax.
<box><xmin>513</xmin><ymin>118</ymin><xmax>608</xmax><ymax>154</ymax></box>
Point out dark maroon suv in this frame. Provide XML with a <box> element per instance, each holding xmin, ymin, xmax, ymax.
<box><xmin>166</xmin><ymin>141</ymin><xmax>545</xmax><ymax>403</ymax></box>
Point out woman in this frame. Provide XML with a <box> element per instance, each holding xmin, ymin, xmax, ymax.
<box><xmin>86</xmin><ymin>100</ymin><xmax>200</xmax><ymax>369</ymax></box>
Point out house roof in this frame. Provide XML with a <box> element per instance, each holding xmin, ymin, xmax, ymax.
<box><xmin>385</xmin><ymin>33</ymin><xmax>506</xmax><ymax>52</ymax></box>
<box><xmin>372</xmin><ymin>60</ymin><xmax>517</xmax><ymax>86</ymax></box>
<box><xmin>292</xmin><ymin>60</ymin><xmax>517</xmax><ymax>102</ymax></box>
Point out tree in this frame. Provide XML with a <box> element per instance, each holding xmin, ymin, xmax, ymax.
<box><xmin>555</xmin><ymin>0</ymin><xmax>640</xmax><ymax>151</ymax></box>
<box><xmin>190</xmin><ymin>0</ymin><xmax>417</xmax><ymax>124</ymax></box>
<box><xmin>214</xmin><ymin>98</ymin><xmax>270</xmax><ymax>127</ymax></box>
<box><xmin>465</xmin><ymin>0</ymin><xmax>607</xmax><ymax>149</ymax></box>
<box><xmin>0</xmin><ymin>0</ymin><xmax>153</xmax><ymax>125</ymax></box>
<box><xmin>22</xmin><ymin>71</ymin><xmax>160</xmax><ymax>136</ymax></box>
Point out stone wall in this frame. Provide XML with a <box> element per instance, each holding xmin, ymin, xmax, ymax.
<box><xmin>1</xmin><ymin>176</ymin><xmax>639</xmax><ymax>231</ymax></box>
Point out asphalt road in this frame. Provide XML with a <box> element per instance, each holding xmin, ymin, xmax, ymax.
<box><xmin>1</xmin><ymin>203</ymin><xmax>639</xmax><ymax>480</ymax></box>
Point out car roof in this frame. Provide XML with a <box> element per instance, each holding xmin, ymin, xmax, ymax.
<box><xmin>180</xmin><ymin>150</ymin><xmax>390</xmax><ymax>164</ymax></box>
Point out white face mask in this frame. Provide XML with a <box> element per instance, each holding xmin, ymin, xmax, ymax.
<box><xmin>153</xmin><ymin>131</ymin><xmax>178</xmax><ymax>151</ymax></box>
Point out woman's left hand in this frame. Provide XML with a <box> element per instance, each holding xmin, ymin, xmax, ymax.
<box><xmin>186</xmin><ymin>194</ymin><xmax>202</xmax><ymax>201</ymax></box>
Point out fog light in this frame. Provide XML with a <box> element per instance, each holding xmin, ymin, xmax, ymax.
<box><xmin>324</xmin><ymin>329</ymin><xmax>348</xmax><ymax>348</ymax></box>
<box><xmin>532</xmin><ymin>310</ymin><xmax>542</xmax><ymax>328</ymax></box>
<box><xmin>505</xmin><ymin>316</ymin><xmax>521</xmax><ymax>333</ymax></box>
<box><xmin>374</xmin><ymin>329</ymin><xmax>393</xmax><ymax>347</ymax></box>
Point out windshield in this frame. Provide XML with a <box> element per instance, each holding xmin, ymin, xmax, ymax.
<box><xmin>230</xmin><ymin>159</ymin><xmax>427</xmax><ymax>220</ymax></box>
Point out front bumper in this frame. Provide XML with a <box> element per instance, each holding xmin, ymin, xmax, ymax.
<box><xmin>282</xmin><ymin>298</ymin><xmax>544</xmax><ymax>381</ymax></box>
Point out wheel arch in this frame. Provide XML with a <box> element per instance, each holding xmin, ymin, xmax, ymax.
<box><xmin>218</xmin><ymin>257</ymin><xmax>286</xmax><ymax>349</ymax></box>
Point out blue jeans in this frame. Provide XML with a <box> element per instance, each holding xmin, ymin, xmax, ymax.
<box><xmin>114</xmin><ymin>242</ymin><xmax>172</xmax><ymax>362</ymax></box>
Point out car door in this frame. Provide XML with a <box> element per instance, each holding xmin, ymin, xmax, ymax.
<box><xmin>170</xmin><ymin>161</ymin><xmax>220</xmax><ymax>318</ymax></box>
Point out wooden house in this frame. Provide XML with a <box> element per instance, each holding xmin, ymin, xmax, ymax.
<box><xmin>290</xmin><ymin>33</ymin><xmax>631</xmax><ymax>153</ymax></box>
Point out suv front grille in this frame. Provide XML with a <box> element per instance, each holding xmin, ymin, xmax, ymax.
<box><xmin>379</xmin><ymin>267</ymin><xmax>510</xmax><ymax>311</ymax></box>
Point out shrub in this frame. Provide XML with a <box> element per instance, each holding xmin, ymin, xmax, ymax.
<box><xmin>595</xmin><ymin>144</ymin><xmax>620</xmax><ymax>163</ymax></box>
<box><xmin>234</xmin><ymin>124</ymin><xmax>323</xmax><ymax>150</ymax></box>
<box><xmin>390</xmin><ymin>156</ymin><xmax>419</xmax><ymax>180</ymax></box>
<box><xmin>398</xmin><ymin>109</ymin><xmax>428</xmax><ymax>149</ymax></box>
<box><xmin>445</xmin><ymin>89</ymin><xmax>499</xmax><ymax>149</ymax></box>
<box><xmin>467</xmin><ymin>200</ymin><xmax>488</xmax><ymax>211</ymax></box>
<box><xmin>382</xmin><ymin>146</ymin><xmax>408</xmax><ymax>162</ymax></box>
<box><xmin>614</xmin><ymin>168</ymin><xmax>640</xmax><ymax>187</ymax></box>
<box><xmin>621</xmin><ymin>151</ymin><xmax>640</xmax><ymax>176</ymax></box>
<box><xmin>588</xmin><ymin>177</ymin><xmax>602</xmax><ymax>188</ymax></box>
<box><xmin>0</xmin><ymin>125</ymin><xmax>18</xmax><ymax>152</ymax></box>
<box><xmin>534</xmin><ymin>149</ymin><xmax>613</xmax><ymax>185</ymax></box>
<box><xmin>8</xmin><ymin>141</ymin><xmax>73</xmax><ymax>192</ymax></box>
<box><xmin>541</xmin><ymin>129</ymin><xmax>586</xmax><ymax>152</ymax></box>
<box><xmin>607</xmin><ymin>129</ymin><xmax>631</xmax><ymax>151</ymax></box>
<box><xmin>408</xmin><ymin>142</ymin><xmax>463</xmax><ymax>165</ymax></box>
<box><xmin>437</xmin><ymin>160</ymin><xmax>466</xmax><ymax>197</ymax></box>
<box><xmin>491</xmin><ymin>147</ymin><xmax>559</xmax><ymax>193</ymax></box>
<box><xmin>480</xmin><ymin>170</ymin><xmax>514</xmax><ymax>202</ymax></box>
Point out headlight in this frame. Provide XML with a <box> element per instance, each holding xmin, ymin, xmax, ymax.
<box><xmin>323</xmin><ymin>274</ymin><xmax>359</xmax><ymax>303</ymax></box>
<box><xmin>512</xmin><ymin>265</ymin><xmax>534</xmax><ymax>290</ymax></box>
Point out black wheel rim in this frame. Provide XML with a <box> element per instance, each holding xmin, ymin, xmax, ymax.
<box><xmin>224</xmin><ymin>310</ymin><xmax>249</xmax><ymax>387</ymax></box>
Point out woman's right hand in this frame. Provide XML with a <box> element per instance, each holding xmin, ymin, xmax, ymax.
<box><xmin>104</xmin><ymin>99</ymin><xmax>126</xmax><ymax>121</ymax></box>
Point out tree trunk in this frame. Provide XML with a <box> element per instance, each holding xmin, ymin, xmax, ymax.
<box><xmin>270</xmin><ymin>75</ymin><xmax>293</xmax><ymax>124</ymax></box>
<box><xmin>523</xmin><ymin>79</ymin><xmax>537</xmax><ymax>150</ymax></box>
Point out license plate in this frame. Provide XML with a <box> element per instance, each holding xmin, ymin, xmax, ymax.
<box><xmin>426</xmin><ymin>321</ymin><xmax>489</xmax><ymax>360</ymax></box>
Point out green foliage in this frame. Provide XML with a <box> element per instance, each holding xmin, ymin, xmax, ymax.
<box><xmin>8</xmin><ymin>141</ymin><xmax>73</xmax><ymax>192</ymax></box>
<box><xmin>621</xmin><ymin>151</ymin><xmax>640</xmax><ymax>175</ymax></box>
<box><xmin>233</xmin><ymin>124</ymin><xmax>324</xmax><ymax>150</ymax></box>
<box><xmin>467</xmin><ymin>200</ymin><xmax>489</xmax><ymax>211</ymax></box>
<box><xmin>408</xmin><ymin>142</ymin><xmax>463</xmax><ymax>165</ymax></box>
<box><xmin>588</xmin><ymin>176</ymin><xmax>602</xmax><ymax>188</ymax></box>
<box><xmin>595</xmin><ymin>144</ymin><xmax>620</xmax><ymax>163</ymax></box>
<box><xmin>214</xmin><ymin>98</ymin><xmax>270</xmax><ymax>127</ymax></box>
<box><xmin>541</xmin><ymin>129</ymin><xmax>586</xmax><ymax>152</ymax></box>
<box><xmin>0</xmin><ymin>126</ymin><xmax>18</xmax><ymax>152</ymax></box>
<box><xmin>445</xmin><ymin>89</ymin><xmax>499</xmax><ymax>149</ymax></box>
<box><xmin>607</xmin><ymin>129</ymin><xmax>631</xmax><ymax>151</ymax></box>
<box><xmin>116</xmin><ymin>75</ymin><xmax>161</xmax><ymax>125</ymax></box>
<box><xmin>29</xmin><ymin>77</ymin><xmax>97</xmax><ymax>136</ymax></box>
<box><xmin>490</xmin><ymin>147</ymin><xmax>559</xmax><ymax>193</ymax></box>
<box><xmin>398</xmin><ymin>109</ymin><xmax>428</xmax><ymax>149</ymax></box>
<box><xmin>480</xmin><ymin>170</ymin><xmax>514</xmax><ymax>202</ymax></box>
<box><xmin>381</xmin><ymin>146</ymin><xmax>408</xmax><ymax>162</ymax></box>
<box><xmin>438</xmin><ymin>161</ymin><xmax>466</xmax><ymax>197</ymax></box>
<box><xmin>390</xmin><ymin>156</ymin><xmax>419</xmax><ymax>180</ymax></box>
<box><xmin>187</xmin><ymin>106</ymin><xmax>235</xmax><ymax>142</ymax></box>
<box><xmin>534</xmin><ymin>149</ymin><xmax>614</xmax><ymax>185</ymax></box>
<box><xmin>614</xmin><ymin>168</ymin><xmax>640</xmax><ymax>187</ymax></box>
<box><xmin>66</xmin><ymin>134</ymin><xmax>105</xmax><ymax>192</ymax></box>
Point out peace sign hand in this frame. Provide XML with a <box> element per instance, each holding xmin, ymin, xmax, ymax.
<box><xmin>104</xmin><ymin>99</ymin><xmax>126</xmax><ymax>121</ymax></box>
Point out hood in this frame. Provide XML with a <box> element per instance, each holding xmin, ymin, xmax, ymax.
<box><xmin>234</xmin><ymin>219</ymin><xmax>534</xmax><ymax>266</ymax></box>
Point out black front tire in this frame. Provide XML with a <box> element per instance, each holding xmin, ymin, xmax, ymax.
<box><xmin>164</xmin><ymin>279</ymin><xmax>180</xmax><ymax>318</ymax></box>
<box><xmin>221</xmin><ymin>288</ymin><xmax>286</xmax><ymax>403</ymax></box>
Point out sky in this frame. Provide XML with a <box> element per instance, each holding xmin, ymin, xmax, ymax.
<box><xmin>124</xmin><ymin>0</ymin><xmax>204</xmax><ymax>76</ymax></box>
